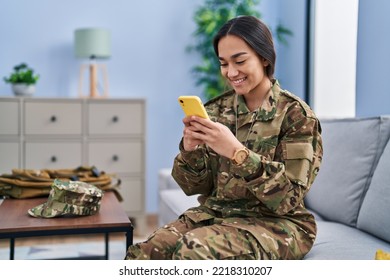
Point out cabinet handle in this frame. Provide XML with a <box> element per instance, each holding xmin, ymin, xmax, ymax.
<box><xmin>50</xmin><ymin>115</ymin><xmax>57</xmax><ymax>122</ymax></box>
<box><xmin>112</xmin><ymin>116</ymin><xmax>119</xmax><ymax>123</ymax></box>
<box><xmin>51</xmin><ymin>156</ymin><xmax>57</xmax><ymax>162</ymax></box>
<box><xmin>112</xmin><ymin>155</ymin><xmax>119</xmax><ymax>161</ymax></box>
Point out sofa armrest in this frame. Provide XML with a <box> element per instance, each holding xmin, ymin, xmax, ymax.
<box><xmin>158</xmin><ymin>168</ymin><xmax>200</xmax><ymax>226</ymax></box>
<box><xmin>158</xmin><ymin>168</ymin><xmax>180</xmax><ymax>191</ymax></box>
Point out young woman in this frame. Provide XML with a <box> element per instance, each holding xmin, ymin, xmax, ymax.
<box><xmin>125</xmin><ymin>15</ymin><xmax>323</xmax><ymax>260</ymax></box>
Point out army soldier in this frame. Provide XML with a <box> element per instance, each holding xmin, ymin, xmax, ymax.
<box><xmin>125</xmin><ymin>15</ymin><xmax>323</xmax><ymax>260</ymax></box>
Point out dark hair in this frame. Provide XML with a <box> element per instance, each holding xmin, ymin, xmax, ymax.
<box><xmin>213</xmin><ymin>15</ymin><xmax>276</xmax><ymax>79</ymax></box>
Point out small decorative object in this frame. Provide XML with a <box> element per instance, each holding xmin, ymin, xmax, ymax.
<box><xmin>375</xmin><ymin>249</ymin><xmax>390</xmax><ymax>260</ymax></box>
<box><xmin>74</xmin><ymin>28</ymin><xmax>111</xmax><ymax>98</ymax></box>
<box><xmin>3</xmin><ymin>63</ymin><xmax>40</xmax><ymax>96</ymax></box>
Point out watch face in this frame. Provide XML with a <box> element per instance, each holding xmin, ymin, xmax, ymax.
<box><xmin>236</xmin><ymin>149</ymin><xmax>248</xmax><ymax>164</ymax></box>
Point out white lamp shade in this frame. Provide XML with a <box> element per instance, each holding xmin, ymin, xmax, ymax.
<box><xmin>74</xmin><ymin>28</ymin><xmax>111</xmax><ymax>59</ymax></box>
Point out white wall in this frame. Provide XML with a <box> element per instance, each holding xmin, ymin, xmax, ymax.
<box><xmin>356</xmin><ymin>0</ymin><xmax>390</xmax><ymax>117</ymax></box>
<box><xmin>274</xmin><ymin>0</ymin><xmax>307</xmax><ymax>100</ymax></box>
<box><xmin>312</xmin><ymin>0</ymin><xmax>359</xmax><ymax>118</ymax></box>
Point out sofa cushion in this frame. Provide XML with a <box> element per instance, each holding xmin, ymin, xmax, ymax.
<box><xmin>304</xmin><ymin>221</ymin><xmax>390</xmax><ymax>259</ymax></box>
<box><xmin>158</xmin><ymin>168</ymin><xmax>181</xmax><ymax>190</ymax></box>
<box><xmin>357</xmin><ymin>138</ymin><xmax>390</xmax><ymax>242</ymax></box>
<box><xmin>305</xmin><ymin>116</ymin><xmax>390</xmax><ymax>227</ymax></box>
<box><xmin>159</xmin><ymin>189</ymin><xmax>199</xmax><ymax>226</ymax></box>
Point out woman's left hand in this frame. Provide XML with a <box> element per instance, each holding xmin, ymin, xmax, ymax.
<box><xmin>185</xmin><ymin>116</ymin><xmax>243</xmax><ymax>159</ymax></box>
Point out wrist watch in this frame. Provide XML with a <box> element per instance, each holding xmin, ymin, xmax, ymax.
<box><xmin>231</xmin><ymin>146</ymin><xmax>249</xmax><ymax>165</ymax></box>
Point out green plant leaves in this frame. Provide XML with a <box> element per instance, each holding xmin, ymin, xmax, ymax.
<box><xmin>276</xmin><ymin>24</ymin><xmax>294</xmax><ymax>45</ymax></box>
<box><xmin>4</xmin><ymin>63</ymin><xmax>39</xmax><ymax>85</ymax></box>
<box><xmin>189</xmin><ymin>0</ymin><xmax>261</xmax><ymax>100</ymax></box>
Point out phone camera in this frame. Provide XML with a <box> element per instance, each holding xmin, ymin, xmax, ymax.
<box><xmin>180</xmin><ymin>100</ymin><xmax>184</xmax><ymax>104</ymax></box>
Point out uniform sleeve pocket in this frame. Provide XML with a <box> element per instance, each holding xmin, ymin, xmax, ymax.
<box><xmin>284</xmin><ymin>142</ymin><xmax>313</xmax><ymax>186</ymax></box>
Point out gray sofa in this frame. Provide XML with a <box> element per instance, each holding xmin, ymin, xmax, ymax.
<box><xmin>158</xmin><ymin>116</ymin><xmax>390</xmax><ymax>259</ymax></box>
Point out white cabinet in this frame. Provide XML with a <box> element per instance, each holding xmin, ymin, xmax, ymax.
<box><xmin>0</xmin><ymin>142</ymin><xmax>19</xmax><ymax>172</ymax></box>
<box><xmin>24</xmin><ymin>141</ymin><xmax>83</xmax><ymax>168</ymax></box>
<box><xmin>0</xmin><ymin>100</ymin><xmax>19</xmax><ymax>135</ymax></box>
<box><xmin>24</xmin><ymin>101</ymin><xmax>82</xmax><ymax>135</ymax></box>
<box><xmin>0</xmin><ymin>97</ymin><xmax>146</xmax><ymax>233</ymax></box>
<box><xmin>0</xmin><ymin>99</ymin><xmax>21</xmax><ymax>173</ymax></box>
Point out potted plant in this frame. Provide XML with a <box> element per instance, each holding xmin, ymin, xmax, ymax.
<box><xmin>188</xmin><ymin>0</ymin><xmax>292</xmax><ymax>100</ymax></box>
<box><xmin>3</xmin><ymin>63</ymin><xmax>40</xmax><ymax>96</ymax></box>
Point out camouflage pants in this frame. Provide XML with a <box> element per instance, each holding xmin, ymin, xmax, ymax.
<box><xmin>124</xmin><ymin>215</ymin><xmax>264</xmax><ymax>260</ymax></box>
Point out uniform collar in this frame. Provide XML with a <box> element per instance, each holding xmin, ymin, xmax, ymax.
<box><xmin>235</xmin><ymin>79</ymin><xmax>279</xmax><ymax>121</ymax></box>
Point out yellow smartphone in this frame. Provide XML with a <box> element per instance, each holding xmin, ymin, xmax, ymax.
<box><xmin>178</xmin><ymin>95</ymin><xmax>209</xmax><ymax>119</ymax></box>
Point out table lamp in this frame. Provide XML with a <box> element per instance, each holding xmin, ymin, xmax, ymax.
<box><xmin>74</xmin><ymin>28</ymin><xmax>111</xmax><ymax>98</ymax></box>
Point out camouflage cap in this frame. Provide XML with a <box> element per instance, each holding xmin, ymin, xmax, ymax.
<box><xmin>28</xmin><ymin>179</ymin><xmax>104</xmax><ymax>218</ymax></box>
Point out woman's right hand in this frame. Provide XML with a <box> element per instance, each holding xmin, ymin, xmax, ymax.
<box><xmin>182</xmin><ymin>116</ymin><xmax>205</xmax><ymax>151</ymax></box>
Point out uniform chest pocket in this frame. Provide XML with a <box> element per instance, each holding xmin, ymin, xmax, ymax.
<box><xmin>283</xmin><ymin>142</ymin><xmax>313</xmax><ymax>186</ymax></box>
<box><xmin>248</xmin><ymin>136</ymin><xmax>278</xmax><ymax>158</ymax></box>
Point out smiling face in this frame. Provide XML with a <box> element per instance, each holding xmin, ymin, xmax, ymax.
<box><xmin>218</xmin><ymin>35</ymin><xmax>271</xmax><ymax>98</ymax></box>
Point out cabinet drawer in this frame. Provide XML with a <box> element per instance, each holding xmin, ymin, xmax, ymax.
<box><xmin>88</xmin><ymin>141</ymin><xmax>143</xmax><ymax>174</ymax></box>
<box><xmin>88</xmin><ymin>102</ymin><xmax>144</xmax><ymax>135</ymax></box>
<box><xmin>0</xmin><ymin>101</ymin><xmax>19</xmax><ymax>135</ymax></box>
<box><xmin>24</xmin><ymin>142</ymin><xmax>82</xmax><ymax>169</ymax></box>
<box><xmin>0</xmin><ymin>142</ymin><xmax>20</xmax><ymax>173</ymax></box>
<box><xmin>119</xmin><ymin>177</ymin><xmax>144</xmax><ymax>213</ymax></box>
<box><xmin>24</xmin><ymin>101</ymin><xmax>82</xmax><ymax>135</ymax></box>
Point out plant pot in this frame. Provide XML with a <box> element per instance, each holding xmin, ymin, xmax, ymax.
<box><xmin>12</xmin><ymin>84</ymin><xmax>36</xmax><ymax>96</ymax></box>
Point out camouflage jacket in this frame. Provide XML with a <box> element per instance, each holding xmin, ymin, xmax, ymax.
<box><xmin>172</xmin><ymin>81</ymin><xmax>323</xmax><ymax>252</ymax></box>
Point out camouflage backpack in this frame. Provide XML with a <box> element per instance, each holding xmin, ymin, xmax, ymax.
<box><xmin>0</xmin><ymin>166</ymin><xmax>122</xmax><ymax>201</ymax></box>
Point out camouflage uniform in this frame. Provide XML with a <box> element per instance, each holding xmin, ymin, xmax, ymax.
<box><xmin>125</xmin><ymin>80</ymin><xmax>323</xmax><ymax>260</ymax></box>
